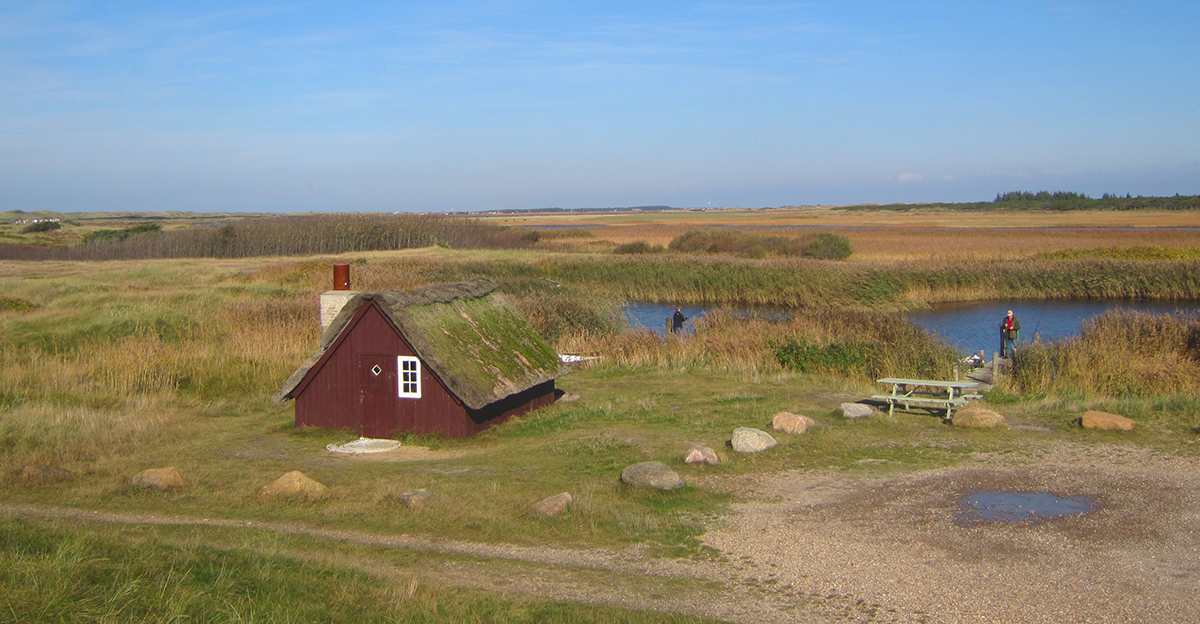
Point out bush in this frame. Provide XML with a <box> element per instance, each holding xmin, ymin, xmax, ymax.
<box><xmin>21</xmin><ymin>221</ymin><xmax>60</xmax><ymax>233</ymax></box>
<box><xmin>803</xmin><ymin>232</ymin><xmax>852</xmax><ymax>260</ymax></box>
<box><xmin>772</xmin><ymin>338</ymin><xmax>869</xmax><ymax>373</ymax></box>
<box><xmin>0</xmin><ymin>296</ymin><xmax>38</xmax><ymax>312</ymax></box>
<box><xmin>613</xmin><ymin>241</ymin><xmax>664</xmax><ymax>254</ymax></box>
<box><xmin>82</xmin><ymin>223</ymin><xmax>163</xmax><ymax>244</ymax></box>
<box><xmin>668</xmin><ymin>229</ymin><xmax>851</xmax><ymax>260</ymax></box>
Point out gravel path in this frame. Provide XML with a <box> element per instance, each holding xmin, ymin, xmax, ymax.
<box><xmin>5</xmin><ymin>440</ymin><xmax>1198</xmax><ymax>623</ymax></box>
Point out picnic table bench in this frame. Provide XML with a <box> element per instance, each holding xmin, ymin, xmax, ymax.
<box><xmin>873</xmin><ymin>378</ymin><xmax>982</xmax><ymax>418</ymax></box>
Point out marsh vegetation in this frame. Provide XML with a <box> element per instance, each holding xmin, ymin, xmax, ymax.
<box><xmin>3</xmin><ymin>207</ymin><xmax>1200</xmax><ymax>622</ymax></box>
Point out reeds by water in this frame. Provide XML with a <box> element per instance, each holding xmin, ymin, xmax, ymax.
<box><xmin>1011</xmin><ymin>309</ymin><xmax>1200</xmax><ymax>397</ymax></box>
<box><xmin>557</xmin><ymin>308</ymin><xmax>958</xmax><ymax>381</ymax></box>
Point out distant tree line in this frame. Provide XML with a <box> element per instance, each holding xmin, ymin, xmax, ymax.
<box><xmin>0</xmin><ymin>214</ymin><xmax>538</xmax><ymax>261</ymax></box>
<box><xmin>991</xmin><ymin>191</ymin><xmax>1200</xmax><ymax>211</ymax></box>
<box><xmin>993</xmin><ymin>191</ymin><xmax>1092</xmax><ymax>202</ymax></box>
<box><xmin>840</xmin><ymin>192</ymin><xmax>1200</xmax><ymax>212</ymax></box>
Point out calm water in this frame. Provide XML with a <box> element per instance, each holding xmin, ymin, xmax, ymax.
<box><xmin>957</xmin><ymin>491</ymin><xmax>1097</xmax><ymax>527</ymax></box>
<box><xmin>623</xmin><ymin>300</ymin><xmax>1199</xmax><ymax>352</ymax></box>
<box><xmin>906</xmin><ymin>300</ymin><xmax>1199</xmax><ymax>355</ymax></box>
<box><xmin>622</xmin><ymin>303</ymin><xmax>783</xmax><ymax>335</ymax></box>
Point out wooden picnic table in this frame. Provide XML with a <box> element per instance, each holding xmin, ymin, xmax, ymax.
<box><xmin>873</xmin><ymin>378</ymin><xmax>982</xmax><ymax>417</ymax></box>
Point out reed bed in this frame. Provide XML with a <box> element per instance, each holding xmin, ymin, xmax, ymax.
<box><xmin>1011</xmin><ymin>309</ymin><xmax>1200</xmax><ymax>397</ymax></box>
<box><xmin>243</xmin><ymin>251</ymin><xmax>1200</xmax><ymax>315</ymax></box>
<box><xmin>581</xmin><ymin>223</ymin><xmax>1200</xmax><ymax>261</ymax></box>
<box><xmin>558</xmin><ymin>308</ymin><xmax>957</xmax><ymax>381</ymax></box>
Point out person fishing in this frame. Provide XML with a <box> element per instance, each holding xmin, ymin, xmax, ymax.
<box><xmin>672</xmin><ymin>306</ymin><xmax>688</xmax><ymax>334</ymax></box>
<box><xmin>1000</xmin><ymin>309</ymin><xmax>1020</xmax><ymax>358</ymax></box>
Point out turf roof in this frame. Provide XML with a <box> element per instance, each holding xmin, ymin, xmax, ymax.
<box><xmin>273</xmin><ymin>278</ymin><xmax>568</xmax><ymax>409</ymax></box>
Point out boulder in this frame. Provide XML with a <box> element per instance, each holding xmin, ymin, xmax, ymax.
<box><xmin>20</xmin><ymin>464</ymin><xmax>72</xmax><ymax>487</ymax></box>
<box><xmin>1080</xmin><ymin>410</ymin><xmax>1135</xmax><ymax>432</ymax></box>
<box><xmin>398</xmin><ymin>488</ymin><xmax>432</xmax><ymax>508</ymax></box>
<box><xmin>772</xmin><ymin>412</ymin><xmax>814</xmax><ymax>434</ymax></box>
<box><xmin>730</xmin><ymin>427</ymin><xmax>777</xmax><ymax>453</ymax></box>
<box><xmin>684</xmin><ymin>444</ymin><xmax>721</xmax><ymax>465</ymax></box>
<box><xmin>257</xmin><ymin>470</ymin><xmax>329</xmax><ymax>501</ymax></box>
<box><xmin>841</xmin><ymin>403</ymin><xmax>875</xmax><ymax>419</ymax></box>
<box><xmin>132</xmin><ymin>467</ymin><xmax>184</xmax><ymax>490</ymax></box>
<box><xmin>951</xmin><ymin>407</ymin><xmax>1007</xmax><ymax>428</ymax></box>
<box><xmin>620</xmin><ymin>462</ymin><xmax>685</xmax><ymax>491</ymax></box>
<box><xmin>530</xmin><ymin>492</ymin><xmax>573</xmax><ymax>517</ymax></box>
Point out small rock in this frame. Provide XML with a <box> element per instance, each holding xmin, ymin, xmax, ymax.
<box><xmin>620</xmin><ymin>461</ymin><xmax>685</xmax><ymax>490</ymax></box>
<box><xmin>20</xmin><ymin>464</ymin><xmax>72</xmax><ymax>487</ymax></box>
<box><xmin>951</xmin><ymin>407</ymin><xmax>1007</xmax><ymax>428</ymax></box>
<box><xmin>841</xmin><ymin>403</ymin><xmax>875</xmax><ymax>419</ymax></box>
<box><xmin>730</xmin><ymin>427</ymin><xmax>777</xmax><ymax>453</ymax></box>
<box><xmin>772</xmin><ymin>412</ymin><xmax>814</xmax><ymax>434</ymax></box>
<box><xmin>132</xmin><ymin>467</ymin><xmax>184</xmax><ymax>490</ymax></box>
<box><xmin>684</xmin><ymin>444</ymin><xmax>721</xmax><ymax>465</ymax></box>
<box><xmin>530</xmin><ymin>492</ymin><xmax>573</xmax><ymax>517</ymax></box>
<box><xmin>257</xmin><ymin>470</ymin><xmax>329</xmax><ymax>501</ymax></box>
<box><xmin>1080</xmin><ymin>410</ymin><xmax>1135</xmax><ymax>432</ymax></box>
<box><xmin>398</xmin><ymin>488</ymin><xmax>432</xmax><ymax>508</ymax></box>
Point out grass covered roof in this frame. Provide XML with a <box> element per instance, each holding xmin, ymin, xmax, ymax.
<box><xmin>273</xmin><ymin>278</ymin><xmax>568</xmax><ymax>409</ymax></box>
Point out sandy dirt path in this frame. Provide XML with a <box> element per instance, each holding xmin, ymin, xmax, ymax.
<box><xmin>5</xmin><ymin>441</ymin><xmax>1199</xmax><ymax>623</ymax></box>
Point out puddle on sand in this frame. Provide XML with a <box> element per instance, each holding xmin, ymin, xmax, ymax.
<box><xmin>957</xmin><ymin>491</ymin><xmax>1097</xmax><ymax>527</ymax></box>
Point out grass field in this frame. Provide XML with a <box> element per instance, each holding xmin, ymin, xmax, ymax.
<box><xmin>3</xmin><ymin>208</ymin><xmax>1200</xmax><ymax>622</ymax></box>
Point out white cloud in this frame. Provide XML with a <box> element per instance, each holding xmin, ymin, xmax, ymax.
<box><xmin>896</xmin><ymin>173</ymin><xmax>924</xmax><ymax>182</ymax></box>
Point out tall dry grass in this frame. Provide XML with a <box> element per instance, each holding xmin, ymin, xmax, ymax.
<box><xmin>558</xmin><ymin>223</ymin><xmax>1200</xmax><ymax>261</ymax></box>
<box><xmin>557</xmin><ymin>308</ymin><xmax>957</xmax><ymax>381</ymax></box>
<box><xmin>1011</xmin><ymin>310</ymin><xmax>1200</xmax><ymax>397</ymax></box>
<box><xmin>0</xmin><ymin>261</ymin><xmax>317</xmax><ymax>472</ymax></box>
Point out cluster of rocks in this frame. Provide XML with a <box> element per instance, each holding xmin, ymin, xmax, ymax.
<box><xmin>619</xmin><ymin>410</ymin><xmax>824</xmax><ymax>492</ymax></box>
<box><xmin>14</xmin><ymin>405</ymin><xmax>1137</xmax><ymax>523</ymax></box>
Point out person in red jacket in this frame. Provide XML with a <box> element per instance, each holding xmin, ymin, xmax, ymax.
<box><xmin>1000</xmin><ymin>310</ymin><xmax>1021</xmax><ymax>358</ymax></box>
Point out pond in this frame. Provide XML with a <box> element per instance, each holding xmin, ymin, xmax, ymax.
<box><xmin>905</xmin><ymin>299</ymin><xmax>1199</xmax><ymax>356</ymax></box>
<box><xmin>623</xmin><ymin>299</ymin><xmax>1199</xmax><ymax>354</ymax></box>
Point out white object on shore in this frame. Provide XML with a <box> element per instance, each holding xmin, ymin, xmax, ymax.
<box><xmin>559</xmin><ymin>353</ymin><xmax>600</xmax><ymax>363</ymax></box>
<box><xmin>326</xmin><ymin>437</ymin><xmax>401</xmax><ymax>454</ymax></box>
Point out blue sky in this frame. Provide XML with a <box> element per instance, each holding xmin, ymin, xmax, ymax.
<box><xmin>2</xmin><ymin>1</ymin><xmax>1197</xmax><ymax>212</ymax></box>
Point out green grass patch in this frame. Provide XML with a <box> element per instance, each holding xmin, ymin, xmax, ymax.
<box><xmin>0</xmin><ymin>296</ymin><xmax>39</xmax><ymax>312</ymax></box>
<box><xmin>0</xmin><ymin>520</ymin><xmax>720</xmax><ymax>624</ymax></box>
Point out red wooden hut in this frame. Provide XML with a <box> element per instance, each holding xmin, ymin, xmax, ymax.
<box><xmin>272</xmin><ymin>278</ymin><xmax>568</xmax><ymax>438</ymax></box>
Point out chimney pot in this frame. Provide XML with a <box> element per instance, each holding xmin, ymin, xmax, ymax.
<box><xmin>333</xmin><ymin>263</ymin><xmax>351</xmax><ymax>290</ymax></box>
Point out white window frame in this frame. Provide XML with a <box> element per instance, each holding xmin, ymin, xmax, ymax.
<box><xmin>398</xmin><ymin>356</ymin><xmax>421</xmax><ymax>398</ymax></box>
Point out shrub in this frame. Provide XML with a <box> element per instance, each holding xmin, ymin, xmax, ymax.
<box><xmin>803</xmin><ymin>232</ymin><xmax>852</xmax><ymax>260</ymax></box>
<box><xmin>82</xmin><ymin>223</ymin><xmax>163</xmax><ymax>244</ymax></box>
<box><xmin>0</xmin><ymin>296</ymin><xmax>38</xmax><ymax>312</ymax></box>
<box><xmin>772</xmin><ymin>338</ymin><xmax>870</xmax><ymax>373</ymax></box>
<box><xmin>613</xmin><ymin>241</ymin><xmax>664</xmax><ymax>254</ymax></box>
<box><xmin>21</xmin><ymin>221</ymin><xmax>60</xmax><ymax>233</ymax></box>
<box><xmin>668</xmin><ymin>229</ymin><xmax>851</xmax><ymax>260</ymax></box>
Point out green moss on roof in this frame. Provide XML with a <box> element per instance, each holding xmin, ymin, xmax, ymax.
<box><xmin>274</xmin><ymin>278</ymin><xmax>568</xmax><ymax>409</ymax></box>
<box><xmin>400</xmin><ymin>292</ymin><xmax>563</xmax><ymax>408</ymax></box>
